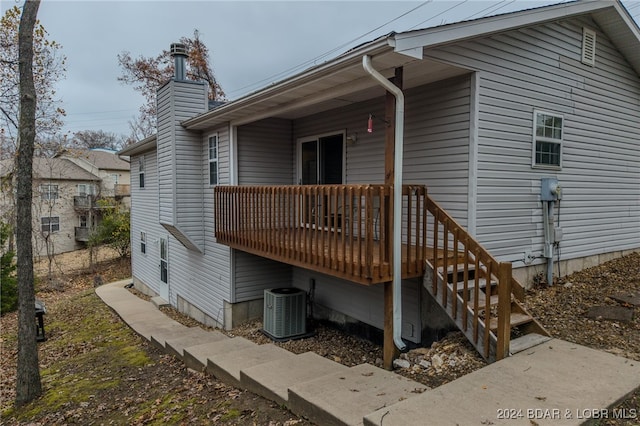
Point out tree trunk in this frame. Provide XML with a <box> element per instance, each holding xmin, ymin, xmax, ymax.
<box><xmin>15</xmin><ymin>0</ymin><xmax>42</xmax><ymax>407</ymax></box>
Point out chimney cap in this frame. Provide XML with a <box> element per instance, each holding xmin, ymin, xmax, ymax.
<box><xmin>170</xmin><ymin>43</ymin><xmax>188</xmax><ymax>57</ymax></box>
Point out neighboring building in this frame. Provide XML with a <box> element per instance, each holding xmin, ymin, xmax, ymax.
<box><xmin>119</xmin><ymin>1</ymin><xmax>640</xmax><ymax>362</ymax></box>
<box><xmin>0</xmin><ymin>149</ymin><xmax>130</xmax><ymax>257</ymax></box>
<box><xmin>57</xmin><ymin>148</ymin><xmax>131</xmax><ymax>203</ymax></box>
<box><xmin>0</xmin><ymin>157</ymin><xmax>101</xmax><ymax>256</ymax></box>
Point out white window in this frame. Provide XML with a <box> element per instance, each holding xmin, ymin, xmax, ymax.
<box><xmin>111</xmin><ymin>174</ymin><xmax>119</xmax><ymax>185</ymax></box>
<box><xmin>160</xmin><ymin>237</ymin><xmax>168</xmax><ymax>284</ymax></box>
<box><xmin>533</xmin><ymin>110</ymin><xmax>563</xmax><ymax>168</ymax></box>
<box><xmin>78</xmin><ymin>184</ymin><xmax>95</xmax><ymax>197</ymax></box>
<box><xmin>41</xmin><ymin>216</ymin><xmax>60</xmax><ymax>233</ymax></box>
<box><xmin>208</xmin><ymin>134</ymin><xmax>218</xmax><ymax>185</ymax></box>
<box><xmin>40</xmin><ymin>184</ymin><xmax>58</xmax><ymax>200</ymax></box>
<box><xmin>139</xmin><ymin>156</ymin><xmax>145</xmax><ymax>188</ymax></box>
<box><xmin>140</xmin><ymin>231</ymin><xmax>146</xmax><ymax>254</ymax></box>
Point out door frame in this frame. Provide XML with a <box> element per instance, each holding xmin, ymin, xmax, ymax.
<box><xmin>296</xmin><ymin>130</ymin><xmax>346</xmax><ymax>185</ymax></box>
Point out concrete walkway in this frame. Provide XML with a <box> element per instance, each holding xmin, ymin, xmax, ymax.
<box><xmin>96</xmin><ymin>279</ymin><xmax>640</xmax><ymax>425</ymax></box>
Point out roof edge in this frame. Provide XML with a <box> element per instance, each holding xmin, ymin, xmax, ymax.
<box><xmin>182</xmin><ymin>36</ymin><xmax>393</xmax><ymax>130</ymax></box>
<box><xmin>118</xmin><ymin>135</ymin><xmax>158</xmax><ymax>156</ymax></box>
<box><xmin>392</xmin><ymin>0</ymin><xmax>625</xmax><ymax>54</ymax></box>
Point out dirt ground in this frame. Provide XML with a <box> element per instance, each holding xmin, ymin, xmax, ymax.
<box><xmin>1</xmin><ymin>248</ymin><xmax>639</xmax><ymax>425</ymax></box>
<box><xmin>1</xmin><ymin>249</ymin><xmax>310</xmax><ymax>425</ymax></box>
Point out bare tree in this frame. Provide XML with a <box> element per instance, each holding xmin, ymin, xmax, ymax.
<box><xmin>15</xmin><ymin>0</ymin><xmax>42</xmax><ymax>406</ymax></box>
<box><xmin>0</xmin><ymin>4</ymin><xmax>66</xmax><ymax>160</ymax></box>
<box><xmin>70</xmin><ymin>130</ymin><xmax>125</xmax><ymax>151</ymax></box>
<box><xmin>118</xmin><ymin>29</ymin><xmax>225</xmax><ymax>140</ymax></box>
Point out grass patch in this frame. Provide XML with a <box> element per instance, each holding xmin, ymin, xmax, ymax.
<box><xmin>131</xmin><ymin>395</ymin><xmax>198</xmax><ymax>425</ymax></box>
<box><xmin>3</xmin><ymin>290</ymin><xmax>153</xmax><ymax>422</ymax></box>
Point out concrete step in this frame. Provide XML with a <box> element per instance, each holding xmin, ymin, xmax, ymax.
<box><xmin>509</xmin><ymin>333</ymin><xmax>552</xmax><ymax>355</ymax></box>
<box><xmin>363</xmin><ymin>339</ymin><xmax>640</xmax><ymax>426</ymax></box>
<box><xmin>111</xmin><ymin>303</ymin><xmax>166</xmax><ymax>324</ymax></box>
<box><xmin>207</xmin><ymin>344</ymin><xmax>296</xmax><ymax>388</ymax></box>
<box><xmin>182</xmin><ymin>337</ymin><xmax>254</xmax><ymax>372</ymax></box>
<box><xmin>287</xmin><ymin>363</ymin><xmax>428</xmax><ymax>426</ymax></box>
<box><xmin>165</xmin><ymin>329</ymin><xmax>228</xmax><ymax>360</ymax></box>
<box><xmin>150</xmin><ymin>326</ymin><xmax>212</xmax><ymax>351</ymax></box>
<box><xmin>241</xmin><ymin>351</ymin><xmax>349</xmax><ymax>406</ymax></box>
<box><xmin>150</xmin><ymin>296</ymin><xmax>170</xmax><ymax>308</ymax></box>
<box><xmin>129</xmin><ymin>318</ymin><xmax>188</xmax><ymax>341</ymax></box>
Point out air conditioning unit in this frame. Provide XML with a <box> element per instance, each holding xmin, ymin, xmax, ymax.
<box><xmin>263</xmin><ymin>288</ymin><xmax>306</xmax><ymax>339</ymax></box>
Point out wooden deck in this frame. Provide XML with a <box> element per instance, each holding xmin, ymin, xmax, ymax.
<box><xmin>213</xmin><ymin>184</ymin><xmax>545</xmax><ymax>362</ymax></box>
<box><xmin>217</xmin><ymin>227</ymin><xmax>466</xmax><ymax>285</ymax></box>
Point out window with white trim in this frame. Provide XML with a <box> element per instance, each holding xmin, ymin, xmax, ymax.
<box><xmin>77</xmin><ymin>183</ymin><xmax>95</xmax><ymax>197</ymax></box>
<box><xmin>208</xmin><ymin>134</ymin><xmax>218</xmax><ymax>185</ymax></box>
<box><xmin>41</xmin><ymin>216</ymin><xmax>60</xmax><ymax>233</ymax></box>
<box><xmin>140</xmin><ymin>231</ymin><xmax>146</xmax><ymax>254</ymax></box>
<box><xmin>40</xmin><ymin>184</ymin><xmax>58</xmax><ymax>200</ymax></box>
<box><xmin>139</xmin><ymin>156</ymin><xmax>145</xmax><ymax>188</ymax></box>
<box><xmin>533</xmin><ymin>110</ymin><xmax>563</xmax><ymax>168</ymax></box>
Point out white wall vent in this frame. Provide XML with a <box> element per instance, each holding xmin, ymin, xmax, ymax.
<box><xmin>581</xmin><ymin>27</ymin><xmax>596</xmax><ymax>66</ymax></box>
<box><xmin>263</xmin><ymin>288</ymin><xmax>306</xmax><ymax>339</ymax></box>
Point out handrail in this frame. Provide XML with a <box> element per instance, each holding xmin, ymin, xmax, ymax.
<box><xmin>424</xmin><ymin>195</ymin><xmax>512</xmax><ymax>360</ymax></box>
<box><xmin>213</xmin><ymin>184</ymin><xmax>518</xmax><ymax>360</ymax></box>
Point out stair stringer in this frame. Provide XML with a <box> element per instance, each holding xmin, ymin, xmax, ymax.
<box><xmin>423</xmin><ymin>261</ymin><xmax>497</xmax><ymax>362</ymax></box>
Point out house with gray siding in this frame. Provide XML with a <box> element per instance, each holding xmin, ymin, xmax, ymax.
<box><xmin>119</xmin><ymin>1</ymin><xmax>640</xmax><ymax>364</ymax></box>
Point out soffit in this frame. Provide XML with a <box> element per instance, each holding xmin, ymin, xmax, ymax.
<box><xmin>183</xmin><ymin>48</ymin><xmax>469</xmax><ymax>130</ymax></box>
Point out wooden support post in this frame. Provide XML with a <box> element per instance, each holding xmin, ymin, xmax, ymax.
<box><xmin>496</xmin><ymin>261</ymin><xmax>512</xmax><ymax>360</ymax></box>
<box><xmin>383</xmin><ymin>67</ymin><xmax>403</xmax><ymax>370</ymax></box>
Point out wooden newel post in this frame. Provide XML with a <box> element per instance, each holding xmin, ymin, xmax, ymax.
<box><xmin>383</xmin><ymin>67</ymin><xmax>403</xmax><ymax>370</ymax></box>
<box><xmin>496</xmin><ymin>261</ymin><xmax>512</xmax><ymax>360</ymax></box>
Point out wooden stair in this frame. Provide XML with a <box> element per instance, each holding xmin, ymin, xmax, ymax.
<box><xmin>425</xmin><ymin>261</ymin><xmax>551</xmax><ymax>362</ymax></box>
<box><xmin>422</xmin><ymin>194</ymin><xmax>550</xmax><ymax>363</ymax></box>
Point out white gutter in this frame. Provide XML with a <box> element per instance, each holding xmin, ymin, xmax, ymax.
<box><xmin>362</xmin><ymin>55</ymin><xmax>406</xmax><ymax>352</ymax></box>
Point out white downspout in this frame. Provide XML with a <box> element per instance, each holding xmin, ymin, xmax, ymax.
<box><xmin>362</xmin><ymin>55</ymin><xmax>406</xmax><ymax>352</ymax></box>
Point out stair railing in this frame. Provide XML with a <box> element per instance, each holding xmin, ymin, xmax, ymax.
<box><xmin>425</xmin><ymin>195</ymin><xmax>514</xmax><ymax>361</ymax></box>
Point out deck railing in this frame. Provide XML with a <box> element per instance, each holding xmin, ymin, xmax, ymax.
<box><xmin>214</xmin><ymin>184</ymin><xmax>427</xmax><ymax>284</ymax></box>
<box><xmin>74</xmin><ymin>226</ymin><xmax>90</xmax><ymax>242</ymax></box>
<box><xmin>114</xmin><ymin>184</ymin><xmax>131</xmax><ymax>197</ymax></box>
<box><xmin>425</xmin><ymin>197</ymin><xmax>514</xmax><ymax>360</ymax></box>
<box><xmin>214</xmin><ymin>184</ymin><xmax>517</xmax><ymax>360</ymax></box>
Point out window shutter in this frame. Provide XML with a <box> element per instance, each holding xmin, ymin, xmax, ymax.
<box><xmin>581</xmin><ymin>27</ymin><xmax>596</xmax><ymax>66</ymax></box>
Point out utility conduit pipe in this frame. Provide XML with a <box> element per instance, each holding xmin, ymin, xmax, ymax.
<box><xmin>362</xmin><ymin>55</ymin><xmax>407</xmax><ymax>352</ymax></box>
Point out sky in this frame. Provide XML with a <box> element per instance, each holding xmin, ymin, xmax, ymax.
<box><xmin>4</xmin><ymin>0</ymin><xmax>640</xmax><ymax>138</ymax></box>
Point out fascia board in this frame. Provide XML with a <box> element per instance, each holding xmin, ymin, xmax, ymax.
<box><xmin>392</xmin><ymin>0</ymin><xmax>613</xmax><ymax>54</ymax></box>
<box><xmin>182</xmin><ymin>39</ymin><xmax>393</xmax><ymax>130</ymax></box>
<box><xmin>117</xmin><ymin>135</ymin><xmax>157</xmax><ymax>156</ymax></box>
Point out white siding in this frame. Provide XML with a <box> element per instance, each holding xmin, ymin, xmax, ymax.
<box><xmin>131</xmin><ymin>97</ymin><xmax>234</xmax><ymax>326</ymax></box>
<box><xmin>130</xmin><ymin>137</ymin><xmax>233</xmax><ymax>326</ymax></box>
<box><xmin>167</xmin><ymin>123</ymin><xmax>233</xmax><ymax>324</ymax></box>
<box><xmin>292</xmin><ymin>268</ymin><xmax>422</xmax><ymax>344</ymax></box>
<box><xmin>428</xmin><ymin>17</ymin><xmax>640</xmax><ymax>262</ymax></box>
<box><xmin>286</xmin><ymin>76</ymin><xmax>471</xmax><ymax>342</ymax></box>
<box><xmin>292</xmin><ymin>76</ymin><xmax>471</xmax><ymax>220</ymax></box>
<box><xmin>404</xmin><ymin>76</ymin><xmax>471</xmax><ymax>225</ymax></box>
<box><xmin>237</xmin><ymin>118</ymin><xmax>294</xmax><ymax>185</ymax></box>
<box><xmin>157</xmin><ymin>80</ymin><xmax>209</xmax><ymax>250</ymax></box>
<box><xmin>232</xmin><ymin>118</ymin><xmax>294</xmax><ymax>301</ymax></box>
<box><xmin>234</xmin><ymin>251</ymin><xmax>292</xmax><ymax>303</ymax></box>
<box><xmin>131</xmin><ymin>150</ymin><xmax>168</xmax><ymax>297</ymax></box>
<box><xmin>156</xmin><ymin>84</ymin><xmax>175</xmax><ymax>226</ymax></box>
